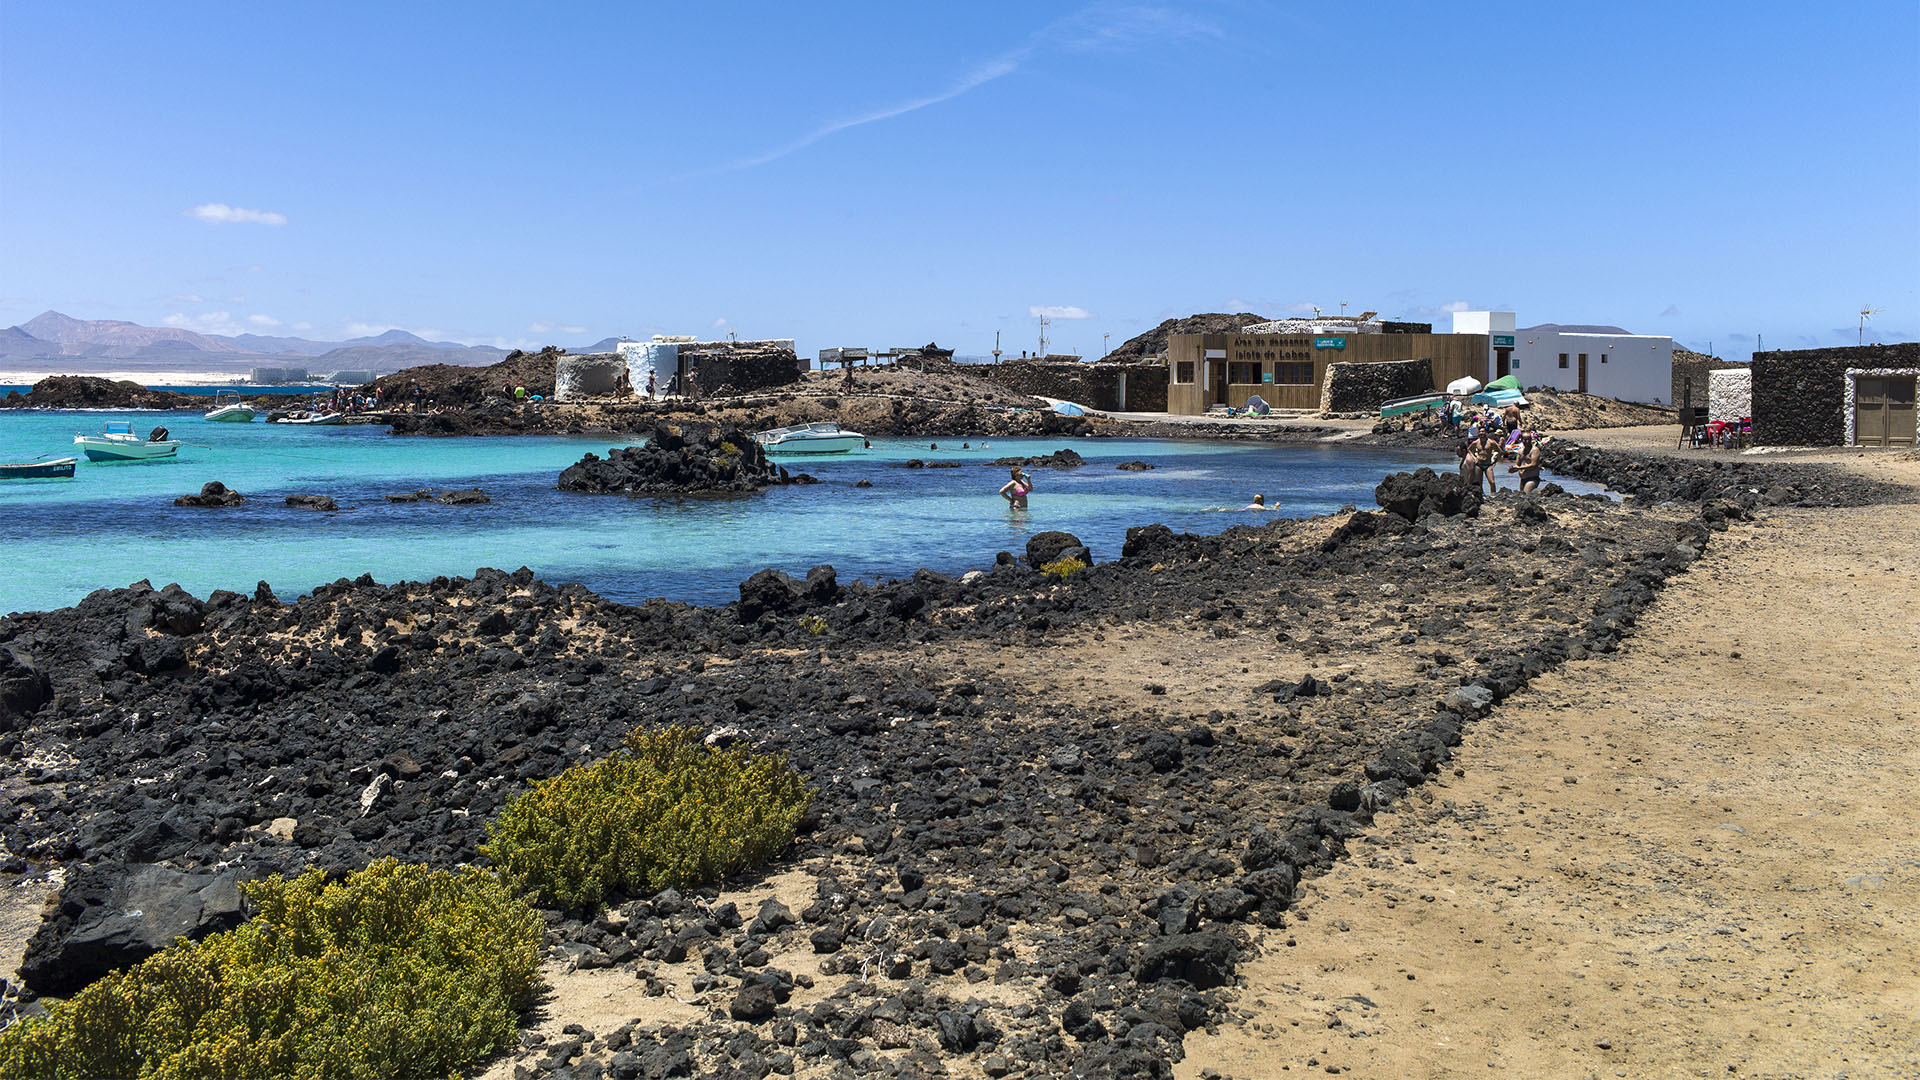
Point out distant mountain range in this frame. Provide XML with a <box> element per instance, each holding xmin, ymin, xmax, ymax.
<box><xmin>0</xmin><ymin>311</ymin><xmax>624</xmax><ymax>377</ymax></box>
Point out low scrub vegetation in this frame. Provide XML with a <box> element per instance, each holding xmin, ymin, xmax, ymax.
<box><xmin>482</xmin><ymin>725</ymin><xmax>812</xmax><ymax>909</ymax></box>
<box><xmin>1041</xmin><ymin>554</ymin><xmax>1089</xmax><ymax>578</ymax></box>
<box><xmin>0</xmin><ymin>860</ymin><xmax>542</xmax><ymax>1080</ymax></box>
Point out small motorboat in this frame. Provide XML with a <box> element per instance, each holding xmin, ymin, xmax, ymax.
<box><xmin>271</xmin><ymin>412</ymin><xmax>345</xmax><ymax>426</ymax></box>
<box><xmin>75</xmin><ymin>422</ymin><xmax>180</xmax><ymax>462</ymax></box>
<box><xmin>204</xmin><ymin>390</ymin><xmax>256</xmax><ymax>423</ymax></box>
<box><xmin>753</xmin><ymin>421</ymin><xmax>866</xmax><ymax>454</ymax></box>
<box><xmin>0</xmin><ymin>456</ymin><xmax>77</xmax><ymax>479</ymax></box>
<box><xmin>1379</xmin><ymin>393</ymin><xmax>1447</xmax><ymax>419</ymax></box>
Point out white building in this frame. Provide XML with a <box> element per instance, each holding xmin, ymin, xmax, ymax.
<box><xmin>1451</xmin><ymin>312</ymin><xmax>1674</xmax><ymax>403</ymax></box>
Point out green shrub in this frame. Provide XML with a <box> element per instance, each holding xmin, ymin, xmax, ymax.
<box><xmin>0</xmin><ymin>860</ymin><xmax>542</xmax><ymax>1080</ymax></box>
<box><xmin>798</xmin><ymin>614</ymin><xmax>828</xmax><ymax>636</ymax></box>
<box><xmin>481</xmin><ymin>725</ymin><xmax>812</xmax><ymax>909</ymax></box>
<box><xmin>1041</xmin><ymin>554</ymin><xmax>1088</xmax><ymax>578</ymax></box>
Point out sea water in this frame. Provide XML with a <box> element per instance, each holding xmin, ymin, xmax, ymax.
<box><xmin>0</xmin><ymin>410</ymin><xmax>1581</xmax><ymax>616</ymax></box>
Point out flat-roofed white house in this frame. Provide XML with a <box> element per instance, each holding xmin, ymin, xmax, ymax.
<box><xmin>1451</xmin><ymin>312</ymin><xmax>1674</xmax><ymax>403</ymax></box>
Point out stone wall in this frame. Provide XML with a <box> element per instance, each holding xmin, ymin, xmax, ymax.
<box><xmin>1707</xmin><ymin>368</ymin><xmax>1751</xmax><ymax>423</ymax></box>
<box><xmin>1319</xmin><ymin>357</ymin><xmax>1435</xmax><ymax>413</ymax></box>
<box><xmin>1671</xmin><ymin>349</ymin><xmax>1743</xmax><ymax>412</ymax></box>
<box><xmin>685</xmin><ymin>341</ymin><xmax>804</xmax><ymax>395</ymax></box>
<box><xmin>982</xmin><ymin>361</ymin><xmax>1168</xmax><ymax>412</ymax></box>
<box><xmin>554</xmin><ymin>353</ymin><xmax>628</xmax><ymax>401</ymax></box>
<box><xmin>1751</xmin><ymin>343</ymin><xmax>1920</xmax><ymax>445</ymax></box>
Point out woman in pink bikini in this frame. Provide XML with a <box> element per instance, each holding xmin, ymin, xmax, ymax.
<box><xmin>999</xmin><ymin>466</ymin><xmax>1033</xmax><ymax>509</ymax></box>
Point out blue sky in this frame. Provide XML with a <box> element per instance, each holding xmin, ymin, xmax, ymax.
<box><xmin>2</xmin><ymin>0</ymin><xmax>1915</xmax><ymax>360</ymax></box>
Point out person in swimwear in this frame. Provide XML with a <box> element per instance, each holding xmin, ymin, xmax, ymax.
<box><xmin>1509</xmin><ymin>430</ymin><xmax>1543</xmax><ymax>493</ymax></box>
<box><xmin>1243</xmin><ymin>494</ymin><xmax>1275</xmax><ymax>511</ymax></box>
<box><xmin>1000</xmin><ymin>466</ymin><xmax>1032</xmax><ymax>509</ymax></box>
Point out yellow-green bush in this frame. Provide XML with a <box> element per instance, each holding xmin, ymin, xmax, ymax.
<box><xmin>0</xmin><ymin>860</ymin><xmax>542</xmax><ymax>1080</ymax></box>
<box><xmin>798</xmin><ymin>614</ymin><xmax>828</xmax><ymax>636</ymax></box>
<box><xmin>482</xmin><ymin>725</ymin><xmax>812</xmax><ymax>909</ymax></box>
<box><xmin>1041</xmin><ymin>554</ymin><xmax>1088</xmax><ymax>578</ymax></box>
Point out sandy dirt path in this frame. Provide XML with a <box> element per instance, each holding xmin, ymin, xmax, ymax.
<box><xmin>1179</xmin><ymin>497</ymin><xmax>1920</xmax><ymax>1079</ymax></box>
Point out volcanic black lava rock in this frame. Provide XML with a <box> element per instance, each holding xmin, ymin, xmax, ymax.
<box><xmin>1115</xmin><ymin>461</ymin><xmax>1154</xmax><ymax>471</ymax></box>
<box><xmin>994</xmin><ymin>448</ymin><xmax>1086</xmax><ymax>468</ymax></box>
<box><xmin>436</xmin><ymin>488</ymin><xmax>490</xmax><ymax>504</ymax></box>
<box><xmin>174</xmin><ymin>481</ymin><xmax>246</xmax><ymax>508</ymax></box>
<box><xmin>1136</xmin><ymin>931</ymin><xmax>1238</xmax><ymax>989</ymax></box>
<box><xmin>559</xmin><ymin>422</ymin><xmax>783</xmax><ymax>496</ymax></box>
<box><xmin>0</xmin><ymin>645</ymin><xmax>51</xmax><ymax>723</ymax></box>
<box><xmin>19</xmin><ymin>863</ymin><xmax>246</xmax><ymax>995</ymax></box>
<box><xmin>1374</xmin><ymin>467</ymin><xmax>1481</xmax><ymax>522</ymax></box>
<box><xmin>285</xmin><ymin>494</ymin><xmax>339</xmax><ymax>511</ymax></box>
<box><xmin>729</xmin><ymin>982</ymin><xmax>780</xmax><ymax>1022</ymax></box>
<box><xmin>1026</xmin><ymin>531</ymin><xmax>1090</xmax><ymax>569</ymax></box>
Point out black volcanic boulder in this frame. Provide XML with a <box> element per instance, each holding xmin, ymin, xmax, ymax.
<box><xmin>1026</xmin><ymin>531</ymin><xmax>1090</xmax><ymax>569</ymax></box>
<box><xmin>174</xmin><ymin>481</ymin><xmax>246</xmax><ymax>508</ymax></box>
<box><xmin>559</xmin><ymin>422</ymin><xmax>784</xmax><ymax>496</ymax></box>
<box><xmin>1374</xmin><ymin>467</ymin><xmax>1481</xmax><ymax>522</ymax></box>
<box><xmin>1136</xmin><ymin>931</ymin><xmax>1238</xmax><ymax>989</ymax></box>
<box><xmin>285</xmin><ymin>494</ymin><xmax>339</xmax><ymax>511</ymax></box>
<box><xmin>0</xmin><ymin>645</ymin><xmax>50</xmax><ymax>724</ymax></box>
<box><xmin>19</xmin><ymin>863</ymin><xmax>246</xmax><ymax>995</ymax></box>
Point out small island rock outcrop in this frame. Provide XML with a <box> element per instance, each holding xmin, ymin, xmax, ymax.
<box><xmin>559</xmin><ymin>422</ymin><xmax>791</xmax><ymax>496</ymax></box>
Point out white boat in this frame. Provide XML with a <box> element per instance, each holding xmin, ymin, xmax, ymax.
<box><xmin>204</xmin><ymin>390</ymin><xmax>256</xmax><ymax>423</ymax></box>
<box><xmin>272</xmin><ymin>412</ymin><xmax>345</xmax><ymax>426</ymax></box>
<box><xmin>75</xmin><ymin>421</ymin><xmax>180</xmax><ymax>462</ymax></box>
<box><xmin>753</xmin><ymin>421</ymin><xmax>866</xmax><ymax>454</ymax></box>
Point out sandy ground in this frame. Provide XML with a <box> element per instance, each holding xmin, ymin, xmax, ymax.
<box><xmin>1178</xmin><ymin>472</ymin><xmax>1920</xmax><ymax>1078</ymax></box>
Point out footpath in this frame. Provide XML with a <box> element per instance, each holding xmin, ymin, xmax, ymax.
<box><xmin>1180</xmin><ymin>466</ymin><xmax>1920</xmax><ymax>1077</ymax></box>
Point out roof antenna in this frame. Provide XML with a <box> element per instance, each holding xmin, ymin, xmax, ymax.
<box><xmin>1859</xmin><ymin>304</ymin><xmax>1881</xmax><ymax>345</ymax></box>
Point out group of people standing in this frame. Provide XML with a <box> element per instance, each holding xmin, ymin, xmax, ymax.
<box><xmin>1456</xmin><ymin>401</ymin><xmax>1543</xmax><ymax>493</ymax></box>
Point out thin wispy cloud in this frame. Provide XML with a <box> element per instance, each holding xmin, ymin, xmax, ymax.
<box><xmin>1031</xmin><ymin>305</ymin><xmax>1095</xmax><ymax>320</ymax></box>
<box><xmin>529</xmin><ymin>321</ymin><xmax>587</xmax><ymax>336</ymax></box>
<box><xmin>248</xmin><ymin>314</ymin><xmax>282</xmax><ymax>327</ymax></box>
<box><xmin>185</xmin><ymin>203</ymin><xmax>288</xmax><ymax>226</ymax></box>
<box><xmin>162</xmin><ymin>311</ymin><xmax>250</xmax><ymax>336</ymax></box>
<box><xmin>703</xmin><ymin>3</ymin><xmax>1219</xmax><ymax>176</ymax></box>
<box><xmin>728</xmin><ymin>55</ymin><xmax>1024</xmax><ymax>172</ymax></box>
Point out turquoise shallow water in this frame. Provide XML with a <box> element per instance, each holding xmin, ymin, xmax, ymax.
<box><xmin>0</xmin><ymin>409</ymin><xmax>1556</xmax><ymax>616</ymax></box>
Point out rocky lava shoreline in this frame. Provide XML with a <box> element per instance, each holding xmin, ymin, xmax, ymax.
<box><xmin>1</xmin><ymin>454</ymin><xmax>1900</xmax><ymax>1079</ymax></box>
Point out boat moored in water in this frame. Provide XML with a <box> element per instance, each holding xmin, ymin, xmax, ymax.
<box><xmin>0</xmin><ymin>456</ymin><xmax>77</xmax><ymax>479</ymax></box>
<box><xmin>270</xmin><ymin>411</ymin><xmax>345</xmax><ymax>426</ymax></box>
<box><xmin>753</xmin><ymin>421</ymin><xmax>867</xmax><ymax>454</ymax></box>
<box><xmin>75</xmin><ymin>422</ymin><xmax>180</xmax><ymax>462</ymax></box>
<box><xmin>204</xmin><ymin>390</ymin><xmax>257</xmax><ymax>423</ymax></box>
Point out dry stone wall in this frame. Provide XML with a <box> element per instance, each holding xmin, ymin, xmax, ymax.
<box><xmin>1707</xmin><ymin>368</ymin><xmax>1751</xmax><ymax>423</ymax></box>
<box><xmin>982</xmin><ymin>361</ymin><xmax>1168</xmax><ymax>412</ymax></box>
<box><xmin>1320</xmin><ymin>357</ymin><xmax>1434</xmax><ymax>413</ymax></box>
<box><xmin>1752</xmin><ymin>343</ymin><xmax>1919</xmax><ymax>445</ymax></box>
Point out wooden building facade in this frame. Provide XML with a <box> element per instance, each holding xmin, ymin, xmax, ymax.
<box><xmin>1163</xmin><ymin>332</ymin><xmax>1489</xmax><ymax>414</ymax></box>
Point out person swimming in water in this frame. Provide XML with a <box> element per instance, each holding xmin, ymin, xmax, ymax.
<box><xmin>1243</xmin><ymin>494</ymin><xmax>1276</xmax><ymax>511</ymax></box>
<box><xmin>999</xmin><ymin>466</ymin><xmax>1032</xmax><ymax>509</ymax></box>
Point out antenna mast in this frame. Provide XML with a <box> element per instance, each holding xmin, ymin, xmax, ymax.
<box><xmin>1038</xmin><ymin>315</ymin><xmax>1050</xmax><ymax>358</ymax></box>
<box><xmin>1860</xmin><ymin>305</ymin><xmax>1881</xmax><ymax>345</ymax></box>
<box><xmin>993</xmin><ymin>330</ymin><xmax>1002</xmax><ymax>364</ymax></box>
